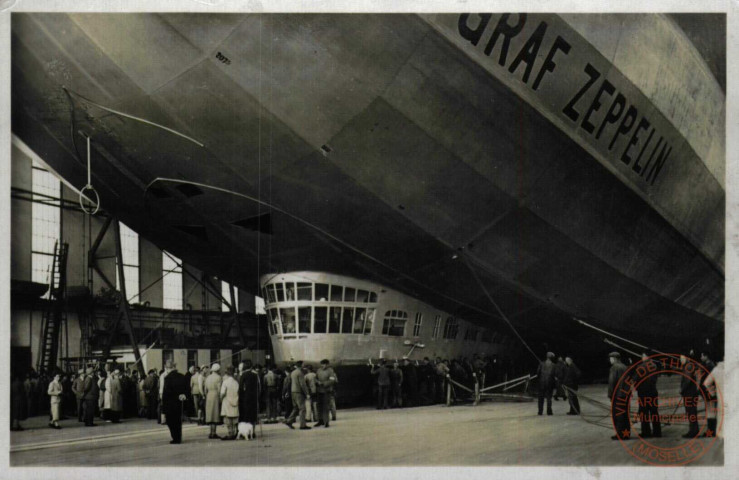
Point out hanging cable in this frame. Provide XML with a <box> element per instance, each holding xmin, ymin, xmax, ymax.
<box><xmin>574</xmin><ymin>317</ymin><xmax>675</xmax><ymax>357</ymax></box>
<box><xmin>460</xmin><ymin>253</ymin><xmax>540</xmax><ymax>362</ymax></box>
<box><xmin>79</xmin><ymin>134</ymin><xmax>100</xmax><ymax>215</ymax></box>
<box><xmin>144</xmin><ymin>177</ymin><xmax>499</xmax><ymax>320</ymax></box>
<box><xmin>63</xmin><ymin>87</ymin><xmax>205</xmax><ymax>147</ymax></box>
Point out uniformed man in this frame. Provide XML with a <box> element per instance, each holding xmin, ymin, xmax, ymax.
<box><xmin>315</xmin><ymin>359</ymin><xmax>337</xmax><ymax>427</ymax></box>
<box><xmin>607</xmin><ymin>351</ymin><xmax>631</xmax><ymax>440</ymax></box>
<box><xmin>536</xmin><ymin>352</ymin><xmax>556</xmax><ymax>416</ymax></box>
<box><xmin>72</xmin><ymin>369</ymin><xmax>85</xmax><ymax>422</ymax></box>
<box><xmin>562</xmin><ymin>356</ymin><xmax>581</xmax><ymax>415</ymax></box>
<box><xmin>371</xmin><ymin>359</ymin><xmax>391</xmax><ymax>410</ymax></box>
<box><xmin>401</xmin><ymin>358</ymin><xmax>419</xmax><ymax>408</ymax></box>
<box><xmin>680</xmin><ymin>352</ymin><xmax>700</xmax><ymax>438</ymax></box>
<box><xmin>635</xmin><ymin>353</ymin><xmax>661</xmax><ymax>438</ymax></box>
<box><xmin>553</xmin><ymin>356</ymin><xmax>566</xmax><ymax>400</ymax></box>
<box><xmin>390</xmin><ymin>361</ymin><xmax>404</xmax><ymax>408</ymax></box>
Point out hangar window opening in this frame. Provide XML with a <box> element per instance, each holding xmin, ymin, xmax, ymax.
<box><xmin>31</xmin><ymin>162</ymin><xmax>61</xmax><ymax>293</ymax></box>
<box><xmin>115</xmin><ymin>222</ymin><xmax>140</xmax><ymax>304</ymax></box>
<box><xmin>221</xmin><ymin>280</ymin><xmax>238</xmax><ymax>312</ymax></box>
<box><xmin>432</xmin><ymin>315</ymin><xmax>442</xmax><ymax>339</ymax></box>
<box><xmin>382</xmin><ymin>310</ymin><xmax>408</xmax><ymax>336</ymax></box>
<box><xmin>443</xmin><ymin>317</ymin><xmax>459</xmax><ymax>340</ymax></box>
<box><xmin>162</xmin><ymin>252</ymin><xmax>183</xmax><ymax>310</ymax></box>
<box><xmin>413</xmin><ymin>312</ymin><xmax>423</xmax><ymax>337</ymax></box>
<box><xmin>314</xmin><ymin>306</ymin><xmax>328</xmax><ymax>333</ymax></box>
<box><xmin>464</xmin><ymin>328</ymin><xmax>478</xmax><ymax>342</ymax></box>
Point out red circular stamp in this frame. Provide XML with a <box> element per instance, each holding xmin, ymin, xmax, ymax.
<box><xmin>610</xmin><ymin>353</ymin><xmax>723</xmax><ymax>466</ymax></box>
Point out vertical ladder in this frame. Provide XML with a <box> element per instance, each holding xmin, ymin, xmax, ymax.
<box><xmin>37</xmin><ymin>240</ymin><xmax>69</xmax><ymax>373</ymax></box>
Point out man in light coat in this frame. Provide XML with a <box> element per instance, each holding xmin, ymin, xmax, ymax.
<box><xmin>284</xmin><ymin>361</ymin><xmax>311</xmax><ymax>430</ymax></box>
<box><xmin>219</xmin><ymin>366</ymin><xmax>239</xmax><ymax>440</ymax></box>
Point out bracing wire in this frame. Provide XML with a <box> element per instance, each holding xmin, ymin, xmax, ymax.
<box><xmin>460</xmin><ymin>253</ymin><xmax>540</xmax><ymax>362</ymax></box>
<box><xmin>144</xmin><ymin>177</ymin><xmax>501</xmax><ymax>321</ymax></box>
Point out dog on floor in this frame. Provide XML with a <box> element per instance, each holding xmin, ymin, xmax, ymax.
<box><xmin>237</xmin><ymin>422</ymin><xmax>255</xmax><ymax>440</ymax></box>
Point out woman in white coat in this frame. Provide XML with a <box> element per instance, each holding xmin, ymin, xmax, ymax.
<box><xmin>47</xmin><ymin>373</ymin><xmax>63</xmax><ymax>429</ymax></box>
<box><xmin>203</xmin><ymin>363</ymin><xmax>222</xmax><ymax>439</ymax></box>
<box><xmin>220</xmin><ymin>366</ymin><xmax>240</xmax><ymax>441</ymax></box>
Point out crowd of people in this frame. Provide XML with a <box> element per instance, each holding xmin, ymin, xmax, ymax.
<box><xmin>367</xmin><ymin>354</ymin><xmax>513</xmax><ymax>410</ymax></box>
<box><xmin>9</xmin><ymin>358</ymin><xmax>341</xmax><ymax>443</ymax></box>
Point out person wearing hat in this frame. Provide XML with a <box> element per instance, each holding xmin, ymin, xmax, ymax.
<box><xmin>143</xmin><ymin>369</ymin><xmax>159</xmax><ymax>420</ymax></box>
<box><xmin>238</xmin><ymin>360</ymin><xmax>260</xmax><ymax>438</ymax></box>
<box><xmin>607</xmin><ymin>351</ymin><xmax>630</xmax><ymax>440</ymax></box>
<box><xmin>203</xmin><ymin>363</ymin><xmax>223</xmax><ymax>439</ymax></box>
<box><xmin>634</xmin><ymin>353</ymin><xmax>661</xmax><ymax>438</ymax></box>
<box><xmin>220</xmin><ymin>366</ymin><xmax>240</xmax><ymax>440</ymax></box>
<box><xmin>401</xmin><ymin>357</ymin><xmax>418</xmax><ymax>408</ymax></box>
<box><xmin>161</xmin><ymin>360</ymin><xmax>189</xmax><ymax>444</ymax></box>
<box><xmin>315</xmin><ymin>359</ymin><xmax>337</xmax><ymax>427</ymax></box>
<box><xmin>679</xmin><ymin>351</ymin><xmax>700</xmax><ymax>438</ymax></box>
<box><xmin>284</xmin><ymin>361</ymin><xmax>311</xmax><ymax>430</ymax></box>
<box><xmin>371</xmin><ymin>359</ymin><xmax>391</xmax><ymax>410</ymax></box>
<box><xmin>72</xmin><ymin>369</ymin><xmax>85</xmax><ymax>422</ymax></box>
<box><xmin>82</xmin><ymin>367</ymin><xmax>100</xmax><ymax>427</ymax></box>
<box><xmin>536</xmin><ymin>352</ymin><xmax>556</xmax><ymax>416</ymax></box>
<box><xmin>108</xmin><ymin>369</ymin><xmax>123</xmax><ymax>423</ymax></box>
<box><xmin>47</xmin><ymin>373</ymin><xmax>63</xmax><ymax>429</ymax></box>
<box><xmin>562</xmin><ymin>356</ymin><xmax>582</xmax><ymax>415</ymax></box>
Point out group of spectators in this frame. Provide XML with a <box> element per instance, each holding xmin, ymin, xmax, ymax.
<box><xmin>368</xmin><ymin>354</ymin><xmax>509</xmax><ymax>410</ymax></box>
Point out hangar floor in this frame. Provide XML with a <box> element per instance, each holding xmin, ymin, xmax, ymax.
<box><xmin>10</xmin><ymin>384</ymin><xmax>722</xmax><ymax>467</ymax></box>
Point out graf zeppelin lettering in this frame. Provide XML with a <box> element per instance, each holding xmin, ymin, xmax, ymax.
<box><xmin>458</xmin><ymin>13</ymin><xmax>672</xmax><ymax>186</ymax></box>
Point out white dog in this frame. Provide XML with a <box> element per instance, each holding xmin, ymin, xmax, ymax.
<box><xmin>237</xmin><ymin>422</ymin><xmax>255</xmax><ymax>440</ymax></box>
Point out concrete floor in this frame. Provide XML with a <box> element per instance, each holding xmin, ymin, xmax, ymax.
<box><xmin>10</xmin><ymin>384</ymin><xmax>723</xmax><ymax>467</ymax></box>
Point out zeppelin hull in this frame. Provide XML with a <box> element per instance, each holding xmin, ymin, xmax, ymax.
<box><xmin>10</xmin><ymin>13</ymin><xmax>724</xmax><ymax>361</ymax></box>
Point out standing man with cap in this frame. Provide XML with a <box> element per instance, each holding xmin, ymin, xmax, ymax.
<box><xmin>161</xmin><ymin>360</ymin><xmax>189</xmax><ymax>444</ymax></box>
<box><xmin>679</xmin><ymin>351</ymin><xmax>700</xmax><ymax>438</ymax></box>
<box><xmin>608</xmin><ymin>351</ymin><xmax>630</xmax><ymax>440</ymax></box>
<box><xmin>536</xmin><ymin>352</ymin><xmax>556</xmax><ymax>416</ymax></box>
<box><xmin>371</xmin><ymin>359</ymin><xmax>391</xmax><ymax>410</ymax></box>
<box><xmin>72</xmin><ymin>369</ymin><xmax>85</xmax><ymax>422</ymax></box>
<box><xmin>315</xmin><ymin>359</ymin><xmax>337</xmax><ymax>427</ymax></box>
<box><xmin>562</xmin><ymin>356</ymin><xmax>581</xmax><ymax>415</ymax></box>
<box><xmin>82</xmin><ymin>367</ymin><xmax>100</xmax><ymax>427</ymax></box>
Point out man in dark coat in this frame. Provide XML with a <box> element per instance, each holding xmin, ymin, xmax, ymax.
<box><xmin>82</xmin><ymin>367</ymin><xmax>100</xmax><ymax>427</ymax></box>
<box><xmin>680</xmin><ymin>352</ymin><xmax>700</xmax><ymax>438</ymax></box>
<box><xmin>608</xmin><ymin>351</ymin><xmax>630</xmax><ymax>440</ymax></box>
<box><xmin>401</xmin><ymin>358</ymin><xmax>419</xmax><ymax>408</ymax></box>
<box><xmin>536</xmin><ymin>352</ymin><xmax>556</xmax><ymax>416</ymax></box>
<box><xmin>634</xmin><ymin>353</ymin><xmax>661</xmax><ymax>438</ymax></box>
<box><xmin>562</xmin><ymin>356</ymin><xmax>581</xmax><ymax>415</ymax></box>
<box><xmin>553</xmin><ymin>356</ymin><xmax>566</xmax><ymax>400</ymax></box>
<box><xmin>72</xmin><ymin>369</ymin><xmax>85</xmax><ymax>422</ymax></box>
<box><xmin>162</xmin><ymin>360</ymin><xmax>189</xmax><ymax>444</ymax></box>
<box><xmin>371</xmin><ymin>359</ymin><xmax>391</xmax><ymax>410</ymax></box>
<box><xmin>143</xmin><ymin>370</ymin><xmax>159</xmax><ymax>420</ymax></box>
<box><xmin>239</xmin><ymin>360</ymin><xmax>261</xmax><ymax>437</ymax></box>
<box><xmin>315</xmin><ymin>359</ymin><xmax>337</xmax><ymax>427</ymax></box>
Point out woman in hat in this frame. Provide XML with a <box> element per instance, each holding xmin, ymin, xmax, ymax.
<box><xmin>203</xmin><ymin>363</ymin><xmax>222</xmax><ymax>439</ymax></box>
<box><xmin>47</xmin><ymin>373</ymin><xmax>63</xmax><ymax>429</ymax></box>
<box><xmin>220</xmin><ymin>366</ymin><xmax>240</xmax><ymax>440</ymax></box>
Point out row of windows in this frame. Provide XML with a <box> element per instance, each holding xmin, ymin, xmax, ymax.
<box><xmin>267</xmin><ymin>306</ymin><xmax>375</xmax><ymax>335</ymax></box>
<box><xmin>263</xmin><ymin>282</ymin><xmax>378</xmax><ymax>305</ymax></box>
